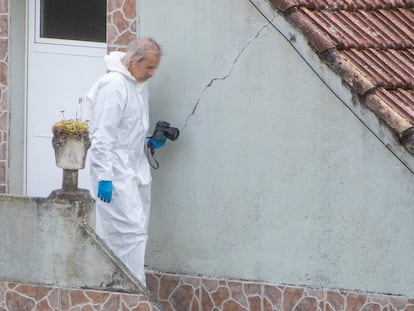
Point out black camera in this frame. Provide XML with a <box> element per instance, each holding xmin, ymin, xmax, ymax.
<box><xmin>147</xmin><ymin>121</ymin><xmax>179</xmax><ymax>168</ymax></box>
<box><xmin>152</xmin><ymin>120</ymin><xmax>179</xmax><ymax>142</ymax></box>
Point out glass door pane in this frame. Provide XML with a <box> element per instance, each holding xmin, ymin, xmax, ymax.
<box><xmin>40</xmin><ymin>0</ymin><xmax>106</xmax><ymax>42</ymax></box>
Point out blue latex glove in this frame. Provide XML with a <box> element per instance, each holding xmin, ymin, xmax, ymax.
<box><xmin>98</xmin><ymin>180</ymin><xmax>113</xmax><ymax>203</ymax></box>
<box><xmin>147</xmin><ymin>135</ymin><xmax>167</xmax><ymax>149</ymax></box>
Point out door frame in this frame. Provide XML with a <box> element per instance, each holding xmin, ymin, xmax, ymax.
<box><xmin>8</xmin><ymin>0</ymin><xmax>26</xmax><ymax>195</ymax></box>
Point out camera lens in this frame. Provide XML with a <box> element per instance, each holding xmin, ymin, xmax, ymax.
<box><xmin>165</xmin><ymin>127</ymin><xmax>179</xmax><ymax>141</ymax></box>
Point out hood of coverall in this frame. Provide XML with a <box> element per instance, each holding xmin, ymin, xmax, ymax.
<box><xmin>104</xmin><ymin>51</ymin><xmax>144</xmax><ymax>88</ymax></box>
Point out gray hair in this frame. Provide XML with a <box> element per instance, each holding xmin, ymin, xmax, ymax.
<box><xmin>122</xmin><ymin>38</ymin><xmax>162</xmax><ymax>67</ymax></box>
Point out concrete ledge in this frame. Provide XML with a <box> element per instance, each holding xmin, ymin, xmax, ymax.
<box><xmin>0</xmin><ymin>193</ymin><xmax>163</xmax><ymax>310</ymax></box>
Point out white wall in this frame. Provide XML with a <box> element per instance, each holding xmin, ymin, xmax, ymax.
<box><xmin>139</xmin><ymin>0</ymin><xmax>414</xmax><ymax>296</ymax></box>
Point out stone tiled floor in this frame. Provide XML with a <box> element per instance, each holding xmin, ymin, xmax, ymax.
<box><xmin>146</xmin><ymin>271</ymin><xmax>414</xmax><ymax>311</ymax></box>
<box><xmin>1</xmin><ymin>276</ymin><xmax>414</xmax><ymax>310</ymax></box>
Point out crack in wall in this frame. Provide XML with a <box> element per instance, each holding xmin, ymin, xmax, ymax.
<box><xmin>181</xmin><ymin>17</ymin><xmax>275</xmax><ymax>130</ymax></box>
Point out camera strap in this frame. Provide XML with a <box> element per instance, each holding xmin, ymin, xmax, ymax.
<box><xmin>146</xmin><ymin>146</ymin><xmax>160</xmax><ymax>169</ymax></box>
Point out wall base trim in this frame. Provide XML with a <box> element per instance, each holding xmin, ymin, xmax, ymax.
<box><xmin>146</xmin><ymin>270</ymin><xmax>414</xmax><ymax>311</ymax></box>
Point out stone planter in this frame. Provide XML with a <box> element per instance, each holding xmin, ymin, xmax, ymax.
<box><xmin>52</xmin><ymin>131</ymin><xmax>91</xmax><ymax>192</ymax></box>
<box><xmin>52</xmin><ymin>135</ymin><xmax>91</xmax><ymax>170</ymax></box>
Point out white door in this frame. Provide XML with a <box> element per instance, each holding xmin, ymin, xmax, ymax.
<box><xmin>26</xmin><ymin>0</ymin><xmax>107</xmax><ymax>196</ymax></box>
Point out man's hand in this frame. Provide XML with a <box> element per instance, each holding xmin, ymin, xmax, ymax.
<box><xmin>98</xmin><ymin>180</ymin><xmax>113</xmax><ymax>203</ymax></box>
<box><xmin>147</xmin><ymin>136</ymin><xmax>167</xmax><ymax>149</ymax></box>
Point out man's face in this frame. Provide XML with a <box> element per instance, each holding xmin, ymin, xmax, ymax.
<box><xmin>129</xmin><ymin>54</ymin><xmax>161</xmax><ymax>83</ymax></box>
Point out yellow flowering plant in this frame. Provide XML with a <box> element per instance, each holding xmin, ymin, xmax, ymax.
<box><xmin>52</xmin><ymin>119</ymin><xmax>89</xmax><ymax>138</ymax></box>
<box><xmin>52</xmin><ymin>99</ymin><xmax>89</xmax><ymax>139</ymax></box>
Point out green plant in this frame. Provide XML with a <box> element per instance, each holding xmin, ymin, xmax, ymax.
<box><xmin>52</xmin><ymin>119</ymin><xmax>89</xmax><ymax>138</ymax></box>
<box><xmin>52</xmin><ymin>105</ymin><xmax>89</xmax><ymax>138</ymax></box>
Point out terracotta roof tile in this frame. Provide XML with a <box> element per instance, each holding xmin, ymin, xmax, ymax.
<box><xmin>365</xmin><ymin>92</ymin><xmax>412</xmax><ymax>133</ymax></box>
<box><xmin>324</xmin><ymin>51</ymin><xmax>375</xmax><ymax>95</ymax></box>
<box><xmin>273</xmin><ymin>0</ymin><xmax>414</xmax><ymax>12</ymax></box>
<box><xmin>375</xmin><ymin>88</ymin><xmax>414</xmax><ymax>123</ymax></box>
<box><xmin>294</xmin><ymin>8</ymin><xmax>414</xmax><ymax>52</ymax></box>
<box><xmin>287</xmin><ymin>11</ymin><xmax>335</xmax><ymax>53</ymax></box>
<box><xmin>272</xmin><ymin>0</ymin><xmax>298</xmax><ymax>12</ymax></box>
<box><xmin>340</xmin><ymin>49</ymin><xmax>414</xmax><ymax>89</ymax></box>
<box><xmin>270</xmin><ymin>0</ymin><xmax>414</xmax><ymax>153</ymax></box>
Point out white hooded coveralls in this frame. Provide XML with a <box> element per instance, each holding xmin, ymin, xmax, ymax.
<box><xmin>86</xmin><ymin>51</ymin><xmax>151</xmax><ymax>285</ymax></box>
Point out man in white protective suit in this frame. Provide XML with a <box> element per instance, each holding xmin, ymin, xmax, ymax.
<box><xmin>86</xmin><ymin>38</ymin><xmax>164</xmax><ymax>286</ymax></box>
